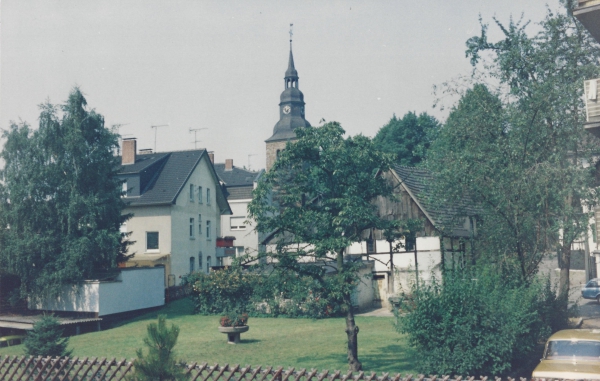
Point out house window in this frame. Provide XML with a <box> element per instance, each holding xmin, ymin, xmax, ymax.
<box><xmin>230</xmin><ymin>217</ymin><xmax>246</xmax><ymax>230</ymax></box>
<box><xmin>146</xmin><ymin>232</ymin><xmax>159</xmax><ymax>251</ymax></box>
<box><xmin>120</xmin><ymin>222</ymin><xmax>127</xmax><ymax>235</ymax></box>
<box><xmin>190</xmin><ymin>184</ymin><xmax>194</xmax><ymax>202</ymax></box>
<box><xmin>198</xmin><ymin>186</ymin><xmax>203</xmax><ymax>203</ymax></box>
<box><xmin>198</xmin><ymin>214</ymin><xmax>202</xmax><ymax>236</ymax></box>
<box><xmin>122</xmin><ymin>181</ymin><xmax>128</xmax><ymax>197</ymax></box>
<box><xmin>207</xmin><ymin>256</ymin><xmax>212</xmax><ymax>272</ymax></box>
<box><xmin>366</xmin><ymin>238</ymin><xmax>376</xmax><ymax>254</ymax></box>
<box><xmin>206</xmin><ymin>220</ymin><xmax>211</xmax><ymax>239</ymax></box>
<box><xmin>198</xmin><ymin>251</ymin><xmax>203</xmax><ymax>271</ymax></box>
<box><xmin>189</xmin><ymin>218</ymin><xmax>195</xmax><ymax>238</ymax></box>
<box><xmin>207</xmin><ymin>188</ymin><xmax>211</xmax><ymax>205</ymax></box>
<box><xmin>189</xmin><ymin>257</ymin><xmax>195</xmax><ymax>273</ymax></box>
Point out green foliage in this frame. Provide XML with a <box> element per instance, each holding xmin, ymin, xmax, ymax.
<box><xmin>186</xmin><ymin>268</ymin><xmax>344</xmax><ymax>318</ymax></box>
<box><xmin>428</xmin><ymin>4</ymin><xmax>600</xmax><ymax>283</ymax></box>
<box><xmin>219</xmin><ymin>312</ymin><xmax>248</xmax><ymax>327</ymax></box>
<box><xmin>248</xmin><ymin>122</ymin><xmax>395</xmax><ymax>370</ymax></box>
<box><xmin>184</xmin><ymin>268</ymin><xmax>253</xmax><ymax>315</ymax></box>
<box><xmin>24</xmin><ymin>315</ymin><xmax>72</xmax><ymax>357</ymax></box>
<box><xmin>0</xmin><ymin>88</ymin><xmax>130</xmax><ymax>301</ymax></box>
<box><xmin>373</xmin><ymin>112</ymin><xmax>440</xmax><ymax>166</ymax></box>
<box><xmin>396</xmin><ymin>269</ymin><xmax>567</xmax><ymax>377</ymax></box>
<box><xmin>129</xmin><ymin>315</ymin><xmax>188</xmax><ymax>381</ymax></box>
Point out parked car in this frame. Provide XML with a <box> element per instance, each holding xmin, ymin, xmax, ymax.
<box><xmin>532</xmin><ymin>329</ymin><xmax>600</xmax><ymax>379</ymax></box>
<box><xmin>583</xmin><ymin>278</ymin><xmax>600</xmax><ymax>303</ymax></box>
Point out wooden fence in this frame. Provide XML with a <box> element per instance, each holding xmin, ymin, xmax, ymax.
<box><xmin>0</xmin><ymin>356</ymin><xmax>536</xmax><ymax>381</ymax></box>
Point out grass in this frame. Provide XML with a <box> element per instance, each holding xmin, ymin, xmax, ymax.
<box><xmin>0</xmin><ymin>299</ymin><xmax>417</xmax><ymax>373</ymax></box>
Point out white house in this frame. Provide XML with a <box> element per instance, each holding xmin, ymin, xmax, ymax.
<box><xmin>118</xmin><ymin>139</ymin><xmax>232</xmax><ymax>286</ymax></box>
<box><xmin>214</xmin><ymin>158</ymin><xmax>264</xmax><ymax>264</ymax></box>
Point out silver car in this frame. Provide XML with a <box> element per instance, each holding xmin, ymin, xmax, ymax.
<box><xmin>582</xmin><ymin>278</ymin><xmax>600</xmax><ymax>303</ymax></box>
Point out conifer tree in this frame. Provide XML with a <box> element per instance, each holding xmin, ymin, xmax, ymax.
<box><xmin>23</xmin><ymin>315</ymin><xmax>72</xmax><ymax>357</ymax></box>
<box><xmin>129</xmin><ymin>315</ymin><xmax>188</xmax><ymax>381</ymax></box>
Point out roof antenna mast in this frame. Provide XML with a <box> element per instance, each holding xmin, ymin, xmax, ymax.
<box><xmin>151</xmin><ymin>124</ymin><xmax>169</xmax><ymax>152</ymax></box>
<box><xmin>189</xmin><ymin>127</ymin><xmax>208</xmax><ymax>149</ymax></box>
<box><xmin>289</xmin><ymin>23</ymin><xmax>293</xmax><ymax>49</ymax></box>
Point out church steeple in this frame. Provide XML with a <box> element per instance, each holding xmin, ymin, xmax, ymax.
<box><xmin>265</xmin><ymin>26</ymin><xmax>311</xmax><ymax>171</ymax></box>
<box><xmin>285</xmin><ymin>47</ymin><xmax>298</xmax><ymax>86</ymax></box>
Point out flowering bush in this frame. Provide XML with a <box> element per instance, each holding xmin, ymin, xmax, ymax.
<box><xmin>219</xmin><ymin>312</ymin><xmax>249</xmax><ymax>327</ymax></box>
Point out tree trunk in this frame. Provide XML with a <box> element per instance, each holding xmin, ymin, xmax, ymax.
<box><xmin>558</xmin><ymin>244</ymin><xmax>571</xmax><ymax>310</ymax></box>
<box><xmin>336</xmin><ymin>248</ymin><xmax>362</xmax><ymax>371</ymax></box>
<box><xmin>344</xmin><ymin>293</ymin><xmax>362</xmax><ymax>371</ymax></box>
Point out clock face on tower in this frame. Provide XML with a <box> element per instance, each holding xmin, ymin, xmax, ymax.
<box><xmin>283</xmin><ymin>105</ymin><xmax>291</xmax><ymax>114</ymax></box>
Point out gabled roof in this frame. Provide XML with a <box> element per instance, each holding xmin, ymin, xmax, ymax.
<box><xmin>214</xmin><ymin>164</ymin><xmax>260</xmax><ymax>187</ymax></box>
<box><xmin>119</xmin><ymin>150</ymin><xmax>232</xmax><ymax>214</ymax></box>
<box><xmin>118</xmin><ymin>152</ymin><xmax>170</xmax><ymax>175</ymax></box>
<box><xmin>214</xmin><ymin>164</ymin><xmax>262</xmax><ymax>201</ymax></box>
<box><xmin>391</xmin><ymin>164</ymin><xmax>478</xmax><ymax>237</ymax></box>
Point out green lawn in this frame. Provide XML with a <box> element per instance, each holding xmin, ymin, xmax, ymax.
<box><xmin>0</xmin><ymin>299</ymin><xmax>417</xmax><ymax>373</ymax></box>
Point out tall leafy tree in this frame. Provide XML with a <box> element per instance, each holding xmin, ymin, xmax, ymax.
<box><xmin>428</xmin><ymin>1</ymin><xmax>600</xmax><ymax>303</ymax></box>
<box><xmin>0</xmin><ymin>88</ymin><xmax>130</xmax><ymax>301</ymax></box>
<box><xmin>373</xmin><ymin>111</ymin><xmax>440</xmax><ymax>166</ymax></box>
<box><xmin>248</xmin><ymin>122</ymin><xmax>394</xmax><ymax>371</ymax></box>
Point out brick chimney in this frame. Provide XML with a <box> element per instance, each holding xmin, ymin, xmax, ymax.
<box><xmin>225</xmin><ymin>159</ymin><xmax>233</xmax><ymax>171</ymax></box>
<box><xmin>122</xmin><ymin>138</ymin><xmax>137</xmax><ymax>165</ymax></box>
<box><xmin>208</xmin><ymin>152</ymin><xmax>214</xmax><ymax>163</ymax></box>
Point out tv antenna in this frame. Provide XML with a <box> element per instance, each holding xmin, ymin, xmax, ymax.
<box><xmin>189</xmin><ymin>127</ymin><xmax>208</xmax><ymax>149</ymax></box>
<box><xmin>248</xmin><ymin>154</ymin><xmax>257</xmax><ymax>170</ymax></box>
<box><xmin>151</xmin><ymin>124</ymin><xmax>169</xmax><ymax>152</ymax></box>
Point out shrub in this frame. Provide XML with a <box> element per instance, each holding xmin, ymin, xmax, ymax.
<box><xmin>395</xmin><ymin>268</ymin><xmax>567</xmax><ymax>377</ymax></box>
<box><xmin>186</xmin><ymin>268</ymin><xmax>253</xmax><ymax>315</ymax></box>
<box><xmin>128</xmin><ymin>315</ymin><xmax>188</xmax><ymax>381</ymax></box>
<box><xmin>24</xmin><ymin>315</ymin><xmax>72</xmax><ymax>357</ymax></box>
<box><xmin>187</xmin><ymin>267</ymin><xmax>345</xmax><ymax>318</ymax></box>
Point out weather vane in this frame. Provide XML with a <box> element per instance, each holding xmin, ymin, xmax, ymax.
<box><xmin>289</xmin><ymin>23</ymin><xmax>293</xmax><ymax>47</ymax></box>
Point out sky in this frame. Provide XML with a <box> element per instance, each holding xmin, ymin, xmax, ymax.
<box><xmin>1</xmin><ymin>0</ymin><xmax>558</xmax><ymax>171</ymax></box>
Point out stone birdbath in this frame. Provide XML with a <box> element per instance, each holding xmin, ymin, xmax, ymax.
<box><xmin>218</xmin><ymin>325</ymin><xmax>249</xmax><ymax>344</ymax></box>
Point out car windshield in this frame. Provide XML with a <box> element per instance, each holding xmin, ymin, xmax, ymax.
<box><xmin>545</xmin><ymin>340</ymin><xmax>600</xmax><ymax>360</ymax></box>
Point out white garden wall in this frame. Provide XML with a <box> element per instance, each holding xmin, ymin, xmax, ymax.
<box><xmin>30</xmin><ymin>267</ymin><xmax>165</xmax><ymax>316</ymax></box>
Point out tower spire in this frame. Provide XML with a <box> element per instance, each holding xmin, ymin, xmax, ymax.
<box><xmin>265</xmin><ymin>24</ymin><xmax>311</xmax><ymax>161</ymax></box>
<box><xmin>286</xmin><ymin>23</ymin><xmax>297</xmax><ymax>80</ymax></box>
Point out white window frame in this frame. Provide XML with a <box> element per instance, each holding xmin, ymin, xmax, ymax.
<box><xmin>198</xmin><ymin>186</ymin><xmax>203</xmax><ymax>203</ymax></box>
<box><xmin>189</xmin><ymin>218</ymin><xmax>195</xmax><ymax>239</ymax></box>
<box><xmin>190</xmin><ymin>184</ymin><xmax>195</xmax><ymax>202</ymax></box>
<box><xmin>230</xmin><ymin>216</ymin><xmax>247</xmax><ymax>230</ymax></box>
<box><xmin>146</xmin><ymin>231</ymin><xmax>159</xmax><ymax>252</ymax></box>
<box><xmin>206</xmin><ymin>220</ymin><xmax>211</xmax><ymax>239</ymax></box>
<box><xmin>207</xmin><ymin>188</ymin><xmax>211</xmax><ymax>205</ymax></box>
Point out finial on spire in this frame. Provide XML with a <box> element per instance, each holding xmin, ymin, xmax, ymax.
<box><xmin>289</xmin><ymin>23</ymin><xmax>294</xmax><ymax>48</ymax></box>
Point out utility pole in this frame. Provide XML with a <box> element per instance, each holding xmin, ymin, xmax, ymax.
<box><xmin>151</xmin><ymin>124</ymin><xmax>169</xmax><ymax>152</ymax></box>
<box><xmin>189</xmin><ymin>128</ymin><xmax>208</xmax><ymax>149</ymax></box>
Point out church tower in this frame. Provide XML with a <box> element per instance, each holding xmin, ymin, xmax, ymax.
<box><xmin>265</xmin><ymin>30</ymin><xmax>311</xmax><ymax>171</ymax></box>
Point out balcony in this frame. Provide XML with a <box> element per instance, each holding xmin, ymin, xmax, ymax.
<box><xmin>574</xmin><ymin>0</ymin><xmax>600</xmax><ymax>42</ymax></box>
<box><xmin>584</xmin><ymin>78</ymin><xmax>600</xmax><ymax>138</ymax></box>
